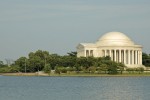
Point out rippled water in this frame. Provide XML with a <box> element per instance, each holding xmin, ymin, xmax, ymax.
<box><xmin>0</xmin><ymin>76</ymin><xmax>150</xmax><ymax>100</ymax></box>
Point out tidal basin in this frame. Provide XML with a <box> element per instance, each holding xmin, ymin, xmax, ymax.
<box><xmin>0</xmin><ymin>76</ymin><xmax>150</xmax><ymax>100</ymax></box>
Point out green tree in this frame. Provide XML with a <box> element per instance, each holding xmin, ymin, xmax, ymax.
<box><xmin>100</xmin><ymin>64</ymin><xmax>108</xmax><ymax>74</ymax></box>
<box><xmin>117</xmin><ymin>63</ymin><xmax>126</xmax><ymax>74</ymax></box>
<box><xmin>28</xmin><ymin>50</ymin><xmax>51</xmax><ymax>72</ymax></box>
<box><xmin>48</xmin><ymin>54</ymin><xmax>61</xmax><ymax>70</ymax></box>
<box><xmin>60</xmin><ymin>55</ymin><xmax>76</xmax><ymax>67</ymax></box>
<box><xmin>43</xmin><ymin>64</ymin><xmax>51</xmax><ymax>74</ymax></box>
<box><xmin>67</xmin><ymin>51</ymin><xmax>77</xmax><ymax>57</ymax></box>
<box><xmin>15</xmin><ymin>57</ymin><xmax>28</xmax><ymax>72</ymax></box>
<box><xmin>142</xmin><ymin>52</ymin><xmax>150</xmax><ymax>67</ymax></box>
<box><xmin>88</xmin><ymin>66</ymin><xmax>96</xmax><ymax>73</ymax></box>
<box><xmin>55</xmin><ymin>66</ymin><xmax>67</xmax><ymax>74</ymax></box>
<box><xmin>126</xmin><ymin>68</ymin><xmax>134</xmax><ymax>74</ymax></box>
<box><xmin>29</xmin><ymin>56</ymin><xmax>43</xmax><ymax>72</ymax></box>
<box><xmin>107</xmin><ymin>62</ymin><xmax>118</xmax><ymax>74</ymax></box>
<box><xmin>76</xmin><ymin>57</ymin><xmax>96</xmax><ymax>69</ymax></box>
<box><xmin>0</xmin><ymin>65</ymin><xmax>20</xmax><ymax>73</ymax></box>
<box><xmin>136</xmin><ymin>67</ymin><xmax>144</xmax><ymax>74</ymax></box>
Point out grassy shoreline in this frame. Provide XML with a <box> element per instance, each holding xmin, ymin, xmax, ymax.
<box><xmin>1</xmin><ymin>72</ymin><xmax>150</xmax><ymax>77</ymax></box>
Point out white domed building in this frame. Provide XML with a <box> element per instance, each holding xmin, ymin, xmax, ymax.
<box><xmin>77</xmin><ymin>32</ymin><xmax>143</xmax><ymax>68</ymax></box>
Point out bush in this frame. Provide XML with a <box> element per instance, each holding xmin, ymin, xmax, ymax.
<box><xmin>55</xmin><ymin>66</ymin><xmax>67</xmax><ymax>74</ymax></box>
<box><xmin>126</xmin><ymin>67</ymin><xmax>144</xmax><ymax>74</ymax></box>
<box><xmin>108</xmin><ymin>64</ymin><xmax>118</xmax><ymax>74</ymax></box>
<box><xmin>88</xmin><ymin>66</ymin><xmax>96</xmax><ymax>73</ymax></box>
<box><xmin>136</xmin><ymin>67</ymin><xmax>144</xmax><ymax>74</ymax></box>
<box><xmin>0</xmin><ymin>66</ymin><xmax>20</xmax><ymax>73</ymax></box>
<box><xmin>126</xmin><ymin>68</ymin><xmax>134</xmax><ymax>73</ymax></box>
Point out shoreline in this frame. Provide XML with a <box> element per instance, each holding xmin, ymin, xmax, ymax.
<box><xmin>1</xmin><ymin>73</ymin><xmax>150</xmax><ymax>77</ymax></box>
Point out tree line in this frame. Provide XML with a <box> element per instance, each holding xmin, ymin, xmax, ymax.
<box><xmin>142</xmin><ymin>52</ymin><xmax>150</xmax><ymax>67</ymax></box>
<box><xmin>0</xmin><ymin>50</ymin><xmax>149</xmax><ymax>74</ymax></box>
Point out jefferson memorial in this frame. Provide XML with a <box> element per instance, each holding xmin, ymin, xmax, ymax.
<box><xmin>77</xmin><ymin>32</ymin><xmax>143</xmax><ymax>68</ymax></box>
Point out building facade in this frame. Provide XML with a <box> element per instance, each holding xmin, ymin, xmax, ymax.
<box><xmin>77</xmin><ymin>32</ymin><xmax>143</xmax><ymax>68</ymax></box>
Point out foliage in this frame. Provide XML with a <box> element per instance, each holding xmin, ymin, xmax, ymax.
<box><xmin>60</xmin><ymin>56</ymin><xmax>76</xmax><ymax>67</ymax></box>
<box><xmin>126</xmin><ymin>67</ymin><xmax>144</xmax><ymax>74</ymax></box>
<box><xmin>43</xmin><ymin>64</ymin><xmax>51</xmax><ymax>74</ymax></box>
<box><xmin>48</xmin><ymin>54</ymin><xmax>61</xmax><ymax>70</ymax></box>
<box><xmin>55</xmin><ymin>66</ymin><xmax>67</xmax><ymax>74</ymax></box>
<box><xmin>142</xmin><ymin>52</ymin><xmax>150</xmax><ymax>67</ymax></box>
<box><xmin>67</xmin><ymin>52</ymin><xmax>77</xmax><ymax>57</ymax></box>
<box><xmin>117</xmin><ymin>63</ymin><xmax>126</xmax><ymax>74</ymax></box>
<box><xmin>107</xmin><ymin>62</ymin><xmax>118</xmax><ymax>74</ymax></box>
<box><xmin>136</xmin><ymin>67</ymin><xmax>144</xmax><ymax>74</ymax></box>
<box><xmin>15</xmin><ymin>57</ymin><xmax>28</xmax><ymax>72</ymax></box>
<box><xmin>99</xmin><ymin>64</ymin><xmax>108</xmax><ymax>74</ymax></box>
<box><xmin>126</xmin><ymin>68</ymin><xmax>135</xmax><ymax>73</ymax></box>
<box><xmin>0</xmin><ymin>66</ymin><xmax>20</xmax><ymax>73</ymax></box>
<box><xmin>88</xmin><ymin>66</ymin><xmax>96</xmax><ymax>73</ymax></box>
<box><xmin>12</xmin><ymin>50</ymin><xmax>127</xmax><ymax>75</ymax></box>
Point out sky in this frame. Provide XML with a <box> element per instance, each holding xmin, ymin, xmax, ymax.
<box><xmin>0</xmin><ymin>0</ymin><xmax>150</xmax><ymax>62</ymax></box>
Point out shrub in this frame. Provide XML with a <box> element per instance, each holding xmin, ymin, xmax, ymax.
<box><xmin>0</xmin><ymin>66</ymin><xmax>20</xmax><ymax>73</ymax></box>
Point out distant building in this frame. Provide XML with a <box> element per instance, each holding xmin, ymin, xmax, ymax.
<box><xmin>77</xmin><ymin>32</ymin><xmax>144</xmax><ymax>68</ymax></box>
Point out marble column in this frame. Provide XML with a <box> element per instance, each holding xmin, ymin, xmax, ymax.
<box><xmin>128</xmin><ymin>50</ymin><xmax>130</xmax><ymax>65</ymax></box>
<box><xmin>132</xmin><ymin>50</ymin><xmax>134</xmax><ymax>65</ymax></box>
<box><xmin>119</xmin><ymin>49</ymin><xmax>121</xmax><ymax>62</ymax></box>
<box><xmin>104</xmin><ymin>50</ymin><xmax>106</xmax><ymax>57</ymax></box>
<box><xmin>114</xmin><ymin>49</ymin><xmax>116</xmax><ymax>62</ymax></box>
<box><xmin>109</xmin><ymin>50</ymin><xmax>112</xmax><ymax>60</ymax></box>
<box><xmin>138</xmin><ymin>50</ymin><xmax>140</xmax><ymax>64</ymax></box>
<box><xmin>86</xmin><ymin>50</ymin><xmax>89</xmax><ymax>57</ymax></box>
<box><xmin>124</xmin><ymin>50</ymin><xmax>126</xmax><ymax>64</ymax></box>
<box><xmin>140</xmin><ymin>50</ymin><xmax>142</xmax><ymax>65</ymax></box>
<box><xmin>121</xmin><ymin>50</ymin><xmax>124</xmax><ymax>63</ymax></box>
<box><xmin>137</xmin><ymin>50</ymin><xmax>138</xmax><ymax>64</ymax></box>
<box><xmin>116</xmin><ymin>50</ymin><xmax>119</xmax><ymax>62</ymax></box>
<box><xmin>135</xmin><ymin>50</ymin><xmax>137</xmax><ymax>65</ymax></box>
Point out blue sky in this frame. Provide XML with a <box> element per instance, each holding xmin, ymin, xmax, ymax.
<box><xmin>0</xmin><ymin>0</ymin><xmax>150</xmax><ymax>61</ymax></box>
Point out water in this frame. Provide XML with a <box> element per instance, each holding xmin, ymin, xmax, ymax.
<box><xmin>0</xmin><ymin>76</ymin><xmax>150</xmax><ymax>100</ymax></box>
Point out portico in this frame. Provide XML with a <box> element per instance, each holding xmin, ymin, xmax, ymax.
<box><xmin>77</xmin><ymin>32</ymin><xmax>143</xmax><ymax>68</ymax></box>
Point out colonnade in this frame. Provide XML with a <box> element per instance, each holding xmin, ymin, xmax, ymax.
<box><xmin>103</xmin><ymin>49</ymin><xmax>142</xmax><ymax>65</ymax></box>
<box><xmin>86</xmin><ymin>50</ymin><xmax>93</xmax><ymax>57</ymax></box>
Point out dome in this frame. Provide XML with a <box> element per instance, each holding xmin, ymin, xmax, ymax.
<box><xmin>96</xmin><ymin>32</ymin><xmax>134</xmax><ymax>46</ymax></box>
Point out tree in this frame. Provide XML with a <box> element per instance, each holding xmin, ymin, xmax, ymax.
<box><xmin>67</xmin><ymin>51</ymin><xmax>77</xmax><ymax>57</ymax></box>
<box><xmin>142</xmin><ymin>52</ymin><xmax>150</xmax><ymax>67</ymax></box>
<box><xmin>43</xmin><ymin>64</ymin><xmax>51</xmax><ymax>74</ymax></box>
<box><xmin>55</xmin><ymin>66</ymin><xmax>67</xmax><ymax>74</ymax></box>
<box><xmin>60</xmin><ymin>56</ymin><xmax>76</xmax><ymax>67</ymax></box>
<box><xmin>126</xmin><ymin>68</ymin><xmax>134</xmax><ymax>74</ymax></box>
<box><xmin>117</xmin><ymin>63</ymin><xmax>126</xmax><ymax>74</ymax></box>
<box><xmin>76</xmin><ymin>57</ymin><xmax>96</xmax><ymax>69</ymax></box>
<box><xmin>28</xmin><ymin>50</ymin><xmax>51</xmax><ymax>72</ymax></box>
<box><xmin>76</xmin><ymin>57</ymin><xmax>88</xmax><ymax>68</ymax></box>
<box><xmin>15</xmin><ymin>57</ymin><xmax>28</xmax><ymax>72</ymax></box>
<box><xmin>48</xmin><ymin>54</ymin><xmax>61</xmax><ymax>70</ymax></box>
<box><xmin>107</xmin><ymin>62</ymin><xmax>118</xmax><ymax>74</ymax></box>
<box><xmin>0</xmin><ymin>65</ymin><xmax>20</xmax><ymax>73</ymax></box>
<box><xmin>88</xmin><ymin>66</ymin><xmax>96</xmax><ymax>73</ymax></box>
<box><xmin>100</xmin><ymin>64</ymin><xmax>108</xmax><ymax>74</ymax></box>
<box><xmin>29</xmin><ymin>56</ymin><xmax>43</xmax><ymax>72</ymax></box>
<box><xmin>74</xmin><ymin>63</ymin><xmax>82</xmax><ymax>73</ymax></box>
<box><xmin>136</xmin><ymin>67</ymin><xmax>144</xmax><ymax>74</ymax></box>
